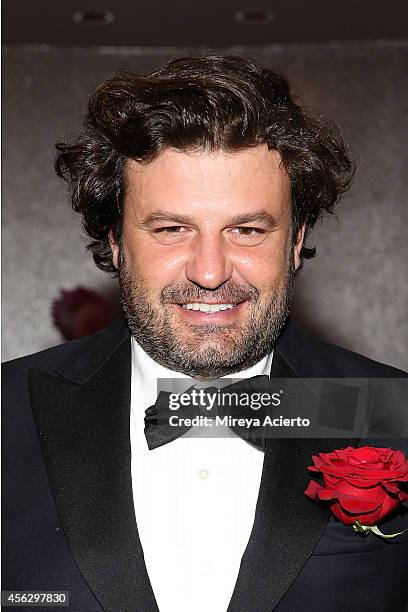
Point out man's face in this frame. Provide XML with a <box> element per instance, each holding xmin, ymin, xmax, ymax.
<box><xmin>110</xmin><ymin>144</ymin><xmax>305</xmax><ymax>378</ymax></box>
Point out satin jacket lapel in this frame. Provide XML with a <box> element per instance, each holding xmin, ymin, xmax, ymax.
<box><xmin>228</xmin><ymin>327</ymin><xmax>357</xmax><ymax>611</ymax></box>
<box><xmin>28</xmin><ymin>324</ymin><xmax>159</xmax><ymax>612</ymax></box>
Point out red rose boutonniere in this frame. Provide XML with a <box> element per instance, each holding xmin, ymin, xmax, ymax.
<box><xmin>304</xmin><ymin>446</ymin><xmax>408</xmax><ymax>538</ymax></box>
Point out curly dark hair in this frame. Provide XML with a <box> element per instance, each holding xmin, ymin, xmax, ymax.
<box><xmin>55</xmin><ymin>54</ymin><xmax>355</xmax><ymax>276</ymax></box>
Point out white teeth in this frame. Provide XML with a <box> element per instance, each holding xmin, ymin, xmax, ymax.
<box><xmin>181</xmin><ymin>303</ymin><xmax>236</xmax><ymax>313</ymax></box>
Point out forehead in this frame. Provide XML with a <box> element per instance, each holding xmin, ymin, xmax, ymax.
<box><xmin>124</xmin><ymin>144</ymin><xmax>291</xmax><ymax>216</ymax></box>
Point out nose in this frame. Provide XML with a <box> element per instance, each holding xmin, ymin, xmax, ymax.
<box><xmin>185</xmin><ymin>233</ymin><xmax>233</xmax><ymax>290</ymax></box>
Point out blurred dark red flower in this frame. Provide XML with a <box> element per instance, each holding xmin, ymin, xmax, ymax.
<box><xmin>52</xmin><ymin>287</ymin><xmax>116</xmax><ymax>340</ymax></box>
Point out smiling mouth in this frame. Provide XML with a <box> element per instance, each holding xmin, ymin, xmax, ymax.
<box><xmin>178</xmin><ymin>302</ymin><xmax>241</xmax><ymax>313</ymax></box>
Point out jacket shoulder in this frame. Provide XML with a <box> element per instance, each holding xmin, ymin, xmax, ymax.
<box><xmin>282</xmin><ymin>321</ymin><xmax>407</xmax><ymax>378</ymax></box>
<box><xmin>2</xmin><ymin>317</ymin><xmax>129</xmax><ymax>384</ymax></box>
<box><xmin>3</xmin><ymin>335</ymin><xmax>90</xmax><ymax>378</ymax></box>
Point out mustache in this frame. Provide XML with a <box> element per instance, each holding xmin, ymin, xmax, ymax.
<box><xmin>160</xmin><ymin>281</ymin><xmax>259</xmax><ymax>304</ymax></box>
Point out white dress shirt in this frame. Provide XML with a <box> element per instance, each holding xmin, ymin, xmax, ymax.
<box><xmin>130</xmin><ymin>337</ymin><xmax>273</xmax><ymax>612</ymax></box>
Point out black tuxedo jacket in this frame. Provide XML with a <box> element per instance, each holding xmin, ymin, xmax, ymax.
<box><xmin>2</xmin><ymin>318</ymin><xmax>408</xmax><ymax>611</ymax></box>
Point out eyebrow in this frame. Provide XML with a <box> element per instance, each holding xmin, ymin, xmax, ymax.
<box><xmin>140</xmin><ymin>210</ymin><xmax>278</xmax><ymax>229</ymax></box>
<box><xmin>226</xmin><ymin>212</ymin><xmax>278</xmax><ymax>227</ymax></box>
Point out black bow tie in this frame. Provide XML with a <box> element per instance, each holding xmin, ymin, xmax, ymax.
<box><xmin>144</xmin><ymin>375</ymin><xmax>271</xmax><ymax>450</ymax></box>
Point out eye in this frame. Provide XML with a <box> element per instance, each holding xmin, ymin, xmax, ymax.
<box><xmin>154</xmin><ymin>226</ymin><xmax>188</xmax><ymax>234</ymax></box>
<box><xmin>227</xmin><ymin>226</ymin><xmax>268</xmax><ymax>245</ymax></box>
<box><xmin>231</xmin><ymin>227</ymin><xmax>264</xmax><ymax>236</ymax></box>
<box><xmin>151</xmin><ymin>225</ymin><xmax>192</xmax><ymax>244</ymax></box>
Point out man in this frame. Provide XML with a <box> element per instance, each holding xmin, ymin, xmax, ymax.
<box><xmin>2</xmin><ymin>55</ymin><xmax>407</xmax><ymax>611</ymax></box>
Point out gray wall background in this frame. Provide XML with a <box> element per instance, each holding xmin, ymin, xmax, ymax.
<box><xmin>2</xmin><ymin>40</ymin><xmax>407</xmax><ymax>369</ymax></box>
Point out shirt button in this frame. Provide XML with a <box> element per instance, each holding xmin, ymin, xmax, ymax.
<box><xmin>200</xmin><ymin>562</ymin><xmax>212</xmax><ymax>576</ymax></box>
<box><xmin>197</xmin><ymin>468</ymin><xmax>210</xmax><ymax>480</ymax></box>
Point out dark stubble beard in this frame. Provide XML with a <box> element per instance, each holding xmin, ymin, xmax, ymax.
<box><xmin>118</xmin><ymin>245</ymin><xmax>295</xmax><ymax>378</ymax></box>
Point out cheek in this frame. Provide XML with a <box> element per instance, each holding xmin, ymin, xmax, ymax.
<box><xmin>232</xmin><ymin>244</ymin><xmax>290</xmax><ymax>289</ymax></box>
<box><xmin>154</xmin><ymin>246</ymin><xmax>189</xmax><ymax>284</ymax></box>
<box><xmin>126</xmin><ymin>238</ymin><xmax>187</xmax><ymax>286</ymax></box>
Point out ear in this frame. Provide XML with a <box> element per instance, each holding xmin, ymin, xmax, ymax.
<box><xmin>108</xmin><ymin>229</ymin><xmax>120</xmax><ymax>270</ymax></box>
<box><xmin>293</xmin><ymin>223</ymin><xmax>307</xmax><ymax>271</ymax></box>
